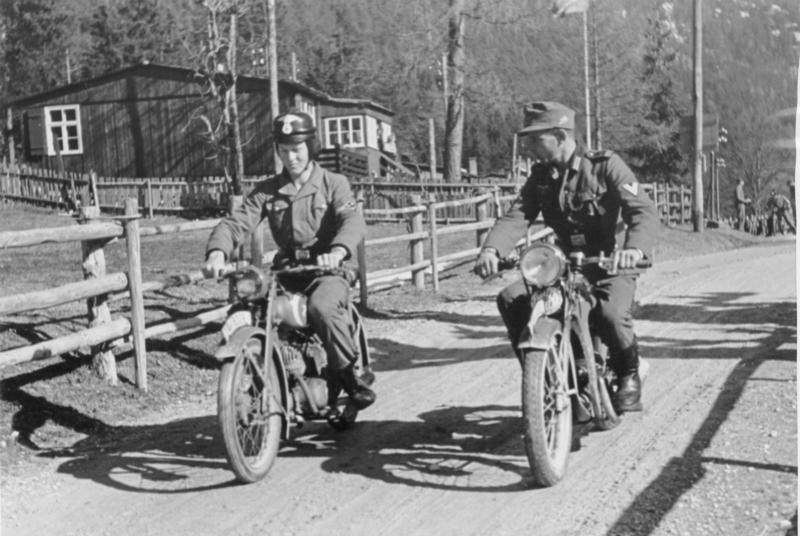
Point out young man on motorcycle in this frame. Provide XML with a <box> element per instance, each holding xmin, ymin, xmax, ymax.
<box><xmin>203</xmin><ymin>111</ymin><xmax>376</xmax><ymax>410</ymax></box>
<box><xmin>474</xmin><ymin>101</ymin><xmax>659</xmax><ymax>412</ymax></box>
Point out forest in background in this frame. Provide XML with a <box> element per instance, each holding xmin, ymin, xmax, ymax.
<box><xmin>0</xmin><ymin>0</ymin><xmax>798</xmax><ymax>213</ymax></box>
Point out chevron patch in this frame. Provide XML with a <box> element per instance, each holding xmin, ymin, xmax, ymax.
<box><xmin>622</xmin><ymin>183</ymin><xmax>638</xmax><ymax>196</ymax></box>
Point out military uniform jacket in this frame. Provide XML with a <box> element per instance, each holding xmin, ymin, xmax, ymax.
<box><xmin>483</xmin><ymin>149</ymin><xmax>658</xmax><ymax>258</ymax></box>
<box><xmin>206</xmin><ymin>162</ymin><xmax>365</xmax><ymax>262</ymax></box>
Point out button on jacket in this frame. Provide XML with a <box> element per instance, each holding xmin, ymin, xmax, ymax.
<box><xmin>483</xmin><ymin>149</ymin><xmax>658</xmax><ymax>258</ymax></box>
<box><xmin>206</xmin><ymin>162</ymin><xmax>365</xmax><ymax>262</ymax></box>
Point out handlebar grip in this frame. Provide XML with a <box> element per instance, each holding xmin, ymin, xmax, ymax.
<box><xmin>635</xmin><ymin>259</ymin><xmax>652</xmax><ymax>269</ymax></box>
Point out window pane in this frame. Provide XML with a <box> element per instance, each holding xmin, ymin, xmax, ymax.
<box><xmin>50</xmin><ymin>110</ymin><xmax>62</xmax><ymax>122</ymax></box>
<box><xmin>353</xmin><ymin>131</ymin><xmax>362</xmax><ymax>144</ymax></box>
<box><xmin>66</xmin><ymin>125</ymin><xmax>78</xmax><ymax>137</ymax></box>
<box><xmin>352</xmin><ymin>117</ymin><xmax>361</xmax><ymax>131</ymax></box>
<box><xmin>328</xmin><ymin>119</ymin><xmax>338</xmax><ymax>133</ymax></box>
<box><xmin>342</xmin><ymin>132</ymin><xmax>350</xmax><ymax>145</ymax></box>
<box><xmin>329</xmin><ymin>134</ymin><xmax>337</xmax><ymax>146</ymax></box>
<box><xmin>67</xmin><ymin>138</ymin><xmax>79</xmax><ymax>151</ymax></box>
<box><xmin>65</xmin><ymin>108</ymin><xmax>76</xmax><ymax>121</ymax></box>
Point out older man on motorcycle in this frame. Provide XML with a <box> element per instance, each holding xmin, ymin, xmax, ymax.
<box><xmin>203</xmin><ymin>111</ymin><xmax>375</xmax><ymax>410</ymax></box>
<box><xmin>474</xmin><ymin>101</ymin><xmax>658</xmax><ymax>412</ymax></box>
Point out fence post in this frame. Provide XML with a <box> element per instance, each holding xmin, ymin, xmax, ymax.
<box><xmin>80</xmin><ymin>205</ymin><xmax>118</xmax><ymax>385</ymax></box>
<box><xmin>356</xmin><ymin>191</ymin><xmax>369</xmax><ymax>307</ymax></box>
<box><xmin>476</xmin><ymin>195</ymin><xmax>489</xmax><ymax>247</ymax></box>
<box><xmin>124</xmin><ymin>198</ymin><xmax>147</xmax><ymax>391</ymax></box>
<box><xmin>409</xmin><ymin>194</ymin><xmax>425</xmax><ymax>289</ymax></box>
<box><xmin>428</xmin><ymin>193</ymin><xmax>439</xmax><ymax>292</ymax></box>
<box><xmin>680</xmin><ymin>185</ymin><xmax>687</xmax><ymax>225</ymax></box>
<box><xmin>146</xmin><ymin>178</ymin><xmax>154</xmax><ymax>218</ymax></box>
<box><xmin>492</xmin><ymin>185</ymin><xmax>503</xmax><ymax>219</ymax></box>
<box><xmin>250</xmin><ymin>221</ymin><xmax>264</xmax><ymax>268</ymax></box>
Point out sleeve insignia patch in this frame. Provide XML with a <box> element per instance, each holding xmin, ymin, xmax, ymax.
<box><xmin>622</xmin><ymin>183</ymin><xmax>639</xmax><ymax>196</ymax></box>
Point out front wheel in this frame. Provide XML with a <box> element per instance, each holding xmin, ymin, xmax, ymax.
<box><xmin>218</xmin><ymin>336</ymin><xmax>283</xmax><ymax>483</ymax></box>
<box><xmin>521</xmin><ymin>335</ymin><xmax>573</xmax><ymax>487</ymax></box>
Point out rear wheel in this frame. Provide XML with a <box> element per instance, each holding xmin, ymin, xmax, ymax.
<box><xmin>218</xmin><ymin>336</ymin><xmax>283</xmax><ymax>483</ymax></box>
<box><xmin>521</xmin><ymin>333</ymin><xmax>573</xmax><ymax>487</ymax></box>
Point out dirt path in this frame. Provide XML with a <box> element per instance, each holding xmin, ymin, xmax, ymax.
<box><xmin>2</xmin><ymin>241</ymin><xmax>796</xmax><ymax>536</ymax></box>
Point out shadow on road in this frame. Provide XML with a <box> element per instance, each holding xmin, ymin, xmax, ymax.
<box><xmin>39</xmin><ymin>414</ymin><xmax>237</xmax><ymax>493</ymax></box>
<box><xmin>607</xmin><ymin>295</ymin><xmax>797</xmax><ymax>536</ymax></box>
<box><xmin>283</xmin><ymin>404</ymin><xmax>537</xmax><ymax>492</ymax></box>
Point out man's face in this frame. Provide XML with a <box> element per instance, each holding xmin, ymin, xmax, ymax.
<box><xmin>277</xmin><ymin>141</ymin><xmax>310</xmax><ymax>177</ymax></box>
<box><xmin>526</xmin><ymin>130</ymin><xmax>561</xmax><ymax>164</ymax></box>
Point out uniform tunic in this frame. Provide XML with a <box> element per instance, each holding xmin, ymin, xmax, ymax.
<box><xmin>206</xmin><ymin>162</ymin><xmax>366</xmax><ymax>370</ymax></box>
<box><xmin>484</xmin><ymin>148</ymin><xmax>658</xmax><ymax>368</ymax></box>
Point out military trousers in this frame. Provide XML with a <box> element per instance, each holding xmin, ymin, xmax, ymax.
<box><xmin>496</xmin><ymin>269</ymin><xmax>639</xmax><ymax>373</ymax></box>
<box><xmin>283</xmin><ymin>273</ymin><xmax>357</xmax><ymax>370</ymax></box>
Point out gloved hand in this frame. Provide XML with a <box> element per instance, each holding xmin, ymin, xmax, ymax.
<box><xmin>203</xmin><ymin>250</ymin><xmax>227</xmax><ymax>279</ymax></box>
<box><xmin>474</xmin><ymin>248</ymin><xmax>499</xmax><ymax>279</ymax></box>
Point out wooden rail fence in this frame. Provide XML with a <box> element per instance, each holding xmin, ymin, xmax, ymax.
<box><xmin>1</xmin><ymin>163</ymin><xmax>692</xmax><ymax>226</ymax></box>
<box><xmin>1</xmin><ymin>191</ymin><xmax>544</xmax><ymax>388</ymax></box>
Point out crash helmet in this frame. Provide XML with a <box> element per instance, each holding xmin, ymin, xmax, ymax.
<box><xmin>273</xmin><ymin>110</ymin><xmax>319</xmax><ymax>158</ymax></box>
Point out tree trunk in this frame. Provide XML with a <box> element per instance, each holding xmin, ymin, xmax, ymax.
<box><xmin>443</xmin><ymin>0</ymin><xmax>465</xmax><ymax>183</ymax></box>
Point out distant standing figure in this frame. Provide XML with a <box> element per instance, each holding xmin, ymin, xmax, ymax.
<box><xmin>734</xmin><ymin>179</ymin><xmax>751</xmax><ymax>231</ymax></box>
<box><xmin>788</xmin><ymin>179</ymin><xmax>796</xmax><ymax>225</ymax></box>
<box><xmin>766</xmin><ymin>190</ymin><xmax>796</xmax><ymax>235</ymax></box>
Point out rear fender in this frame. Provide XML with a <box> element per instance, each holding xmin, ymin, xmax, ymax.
<box><xmin>215</xmin><ymin>326</ymin><xmax>291</xmax><ymax>440</ymax></box>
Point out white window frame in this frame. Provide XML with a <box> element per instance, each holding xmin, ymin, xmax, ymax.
<box><xmin>297</xmin><ymin>100</ymin><xmax>317</xmax><ymax>125</ymax></box>
<box><xmin>324</xmin><ymin>115</ymin><xmax>365</xmax><ymax>148</ymax></box>
<box><xmin>44</xmin><ymin>104</ymin><xmax>83</xmax><ymax>156</ymax></box>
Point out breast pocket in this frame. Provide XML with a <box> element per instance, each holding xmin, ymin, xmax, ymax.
<box><xmin>310</xmin><ymin>194</ymin><xmax>329</xmax><ymax>229</ymax></box>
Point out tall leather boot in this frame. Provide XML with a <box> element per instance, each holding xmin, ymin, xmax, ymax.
<box><xmin>337</xmin><ymin>365</ymin><xmax>376</xmax><ymax>410</ymax></box>
<box><xmin>612</xmin><ymin>342</ymin><xmax>643</xmax><ymax>412</ymax></box>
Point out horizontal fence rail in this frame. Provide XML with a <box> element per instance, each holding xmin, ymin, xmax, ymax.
<box><xmin>2</xmin><ymin>162</ymin><xmax>691</xmax><ymax>226</ymax></box>
<box><xmin>0</xmin><ymin>191</ymin><xmax>548</xmax><ymax>384</ymax></box>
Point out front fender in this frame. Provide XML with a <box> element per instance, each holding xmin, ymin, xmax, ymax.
<box><xmin>517</xmin><ymin>317</ymin><xmax>563</xmax><ymax>351</ymax></box>
<box><xmin>215</xmin><ymin>326</ymin><xmax>292</xmax><ymax>440</ymax></box>
<box><xmin>214</xmin><ymin>326</ymin><xmax>266</xmax><ymax>360</ymax></box>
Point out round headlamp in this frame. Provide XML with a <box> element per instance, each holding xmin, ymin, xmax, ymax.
<box><xmin>519</xmin><ymin>243</ymin><xmax>566</xmax><ymax>287</ymax></box>
<box><xmin>234</xmin><ymin>267</ymin><xmax>264</xmax><ymax>299</ymax></box>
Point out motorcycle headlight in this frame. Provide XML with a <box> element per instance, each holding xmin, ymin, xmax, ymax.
<box><xmin>519</xmin><ymin>243</ymin><xmax>566</xmax><ymax>287</ymax></box>
<box><xmin>234</xmin><ymin>267</ymin><xmax>264</xmax><ymax>299</ymax></box>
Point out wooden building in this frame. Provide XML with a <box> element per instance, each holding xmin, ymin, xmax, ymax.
<box><xmin>6</xmin><ymin>63</ymin><xmax>396</xmax><ymax>178</ymax></box>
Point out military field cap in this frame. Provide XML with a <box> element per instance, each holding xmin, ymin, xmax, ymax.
<box><xmin>519</xmin><ymin>101</ymin><xmax>575</xmax><ymax>134</ymax></box>
<box><xmin>273</xmin><ymin>111</ymin><xmax>316</xmax><ymax>144</ymax></box>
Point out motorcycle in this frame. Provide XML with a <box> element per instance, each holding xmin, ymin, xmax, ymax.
<box><xmin>493</xmin><ymin>241</ymin><xmax>649</xmax><ymax>487</ymax></box>
<box><xmin>213</xmin><ymin>263</ymin><xmax>373</xmax><ymax>483</ymax></box>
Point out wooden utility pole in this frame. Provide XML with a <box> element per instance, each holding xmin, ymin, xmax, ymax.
<box><xmin>228</xmin><ymin>11</ymin><xmax>245</xmax><ymax>193</ymax></box>
<box><xmin>591</xmin><ymin>6</ymin><xmax>602</xmax><ymax>149</ymax></box>
<box><xmin>692</xmin><ymin>0</ymin><xmax>704</xmax><ymax>232</ymax></box>
<box><xmin>428</xmin><ymin>117</ymin><xmax>437</xmax><ymax>181</ymax></box>
<box><xmin>582</xmin><ymin>11</ymin><xmax>592</xmax><ymax>149</ymax></box>
<box><xmin>443</xmin><ymin>0</ymin><xmax>465</xmax><ymax>183</ymax></box>
<box><xmin>267</xmin><ymin>0</ymin><xmax>281</xmax><ymax>174</ymax></box>
<box><xmin>441</xmin><ymin>52</ymin><xmax>449</xmax><ymax>115</ymax></box>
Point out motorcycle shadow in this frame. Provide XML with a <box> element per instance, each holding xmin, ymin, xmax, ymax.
<box><xmin>40</xmin><ymin>415</ymin><xmax>239</xmax><ymax>493</ymax></box>
<box><xmin>282</xmin><ymin>404</ymin><xmax>584</xmax><ymax>492</ymax></box>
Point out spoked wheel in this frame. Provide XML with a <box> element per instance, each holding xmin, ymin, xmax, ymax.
<box><xmin>521</xmin><ymin>333</ymin><xmax>573</xmax><ymax>487</ymax></box>
<box><xmin>218</xmin><ymin>336</ymin><xmax>283</xmax><ymax>483</ymax></box>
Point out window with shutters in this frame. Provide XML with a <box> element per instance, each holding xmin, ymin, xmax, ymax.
<box><xmin>44</xmin><ymin>105</ymin><xmax>83</xmax><ymax>156</ymax></box>
<box><xmin>324</xmin><ymin>116</ymin><xmax>364</xmax><ymax>148</ymax></box>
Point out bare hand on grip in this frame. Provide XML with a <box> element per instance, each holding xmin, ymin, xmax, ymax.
<box><xmin>203</xmin><ymin>250</ymin><xmax>227</xmax><ymax>279</ymax></box>
<box><xmin>474</xmin><ymin>248</ymin><xmax>499</xmax><ymax>279</ymax></box>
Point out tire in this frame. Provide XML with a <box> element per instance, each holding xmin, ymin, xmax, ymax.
<box><xmin>521</xmin><ymin>334</ymin><xmax>573</xmax><ymax>487</ymax></box>
<box><xmin>218</xmin><ymin>336</ymin><xmax>283</xmax><ymax>483</ymax></box>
